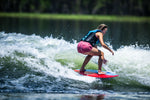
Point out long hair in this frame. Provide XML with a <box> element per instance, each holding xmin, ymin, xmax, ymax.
<box><xmin>97</xmin><ymin>24</ymin><xmax>107</xmax><ymax>30</ymax></box>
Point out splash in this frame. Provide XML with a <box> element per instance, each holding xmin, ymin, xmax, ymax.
<box><xmin>93</xmin><ymin>45</ymin><xmax>150</xmax><ymax>88</ymax></box>
<box><xmin>0</xmin><ymin>32</ymin><xmax>97</xmax><ymax>92</ymax></box>
<box><xmin>0</xmin><ymin>32</ymin><xmax>150</xmax><ymax>93</ymax></box>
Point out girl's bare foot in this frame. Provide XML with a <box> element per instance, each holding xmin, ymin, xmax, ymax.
<box><xmin>98</xmin><ymin>70</ymin><xmax>105</xmax><ymax>75</ymax></box>
<box><xmin>79</xmin><ymin>69</ymin><xmax>86</xmax><ymax>75</ymax></box>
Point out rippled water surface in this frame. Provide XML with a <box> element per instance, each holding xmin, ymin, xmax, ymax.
<box><xmin>0</xmin><ymin>17</ymin><xmax>150</xmax><ymax>99</ymax></box>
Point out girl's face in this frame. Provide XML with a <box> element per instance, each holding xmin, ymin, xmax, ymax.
<box><xmin>102</xmin><ymin>28</ymin><xmax>108</xmax><ymax>35</ymax></box>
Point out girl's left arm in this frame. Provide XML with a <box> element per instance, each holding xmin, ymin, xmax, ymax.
<box><xmin>96</xmin><ymin>32</ymin><xmax>114</xmax><ymax>55</ymax></box>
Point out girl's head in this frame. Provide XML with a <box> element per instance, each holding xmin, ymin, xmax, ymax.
<box><xmin>97</xmin><ymin>24</ymin><xmax>108</xmax><ymax>34</ymax></box>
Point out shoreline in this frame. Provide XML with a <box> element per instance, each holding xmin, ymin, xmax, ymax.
<box><xmin>0</xmin><ymin>12</ymin><xmax>149</xmax><ymax>22</ymax></box>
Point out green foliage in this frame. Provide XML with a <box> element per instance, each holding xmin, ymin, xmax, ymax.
<box><xmin>0</xmin><ymin>12</ymin><xmax>149</xmax><ymax>22</ymax></box>
<box><xmin>0</xmin><ymin>0</ymin><xmax>149</xmax><ymax>16</ymax></box>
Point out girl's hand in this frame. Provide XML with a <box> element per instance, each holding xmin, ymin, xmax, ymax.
<box><xmin>111</xmin><ymin>51</ymin><xmax>114</xmax><ymax>55</ymax></box>
<box><xmin>103</xmin><ymin>59</ymin><xmax>108</xmax><ymax>64</ymax></box>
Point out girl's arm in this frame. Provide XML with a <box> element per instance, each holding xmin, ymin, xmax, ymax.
<box><xmin>96</xmin><ymin>32</ymin><xmax>114</xmax><ymax>55</ymax></box>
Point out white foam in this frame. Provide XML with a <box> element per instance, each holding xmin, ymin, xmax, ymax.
<box><xmin>104</xmin><ymin>46</ymin><xmax>150</xmax><ymax>86</ymax></box>
<box><xmin>0</xmin><ymin>32</ymin><xmax>96</xmax><ymax>83</ymax></box>
<box><xmin>1</xmin><ymin>32</ymin><xmax>150</xmax><ymax>86</ymax></box>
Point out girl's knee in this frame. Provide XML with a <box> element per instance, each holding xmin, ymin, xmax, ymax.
<box><xmin>101</xmin><ymin>51</ymin><xmax>104</xmax><ymax>56</ymax></box>
<box><xmin>87</xmin><ymin>55</ymin><xmax>93</xmax><ymax>58</ymax></box>
<box><xmin>98</xmin><ymin>51</ymin><xmax>104</xmax><ymax>56</ymax></box>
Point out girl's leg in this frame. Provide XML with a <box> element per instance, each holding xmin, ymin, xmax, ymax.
<box><xmin>80</xmin><ymin>47</ymin><xmax>107</xmax><ymax>74</ymax></box>
<box><xmin>98</xmin><ymin>51</ymin><xmax>105</xmax><ymax>74</ymax></box>
<box><xmin>88</xmin><ymin>48</ymin><xmax>106</xmax><ymax>74</ymax></box>
<box><xmin>80</xmin><ymin>55</ymin><xmax>92</xmax><ymax>72</ymax></box>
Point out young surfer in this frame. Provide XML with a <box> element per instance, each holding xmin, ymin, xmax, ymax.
<box><xmin>77</xmin><ymin>24</ymin><xmax>114</xmax><ymax>75</ymax></box>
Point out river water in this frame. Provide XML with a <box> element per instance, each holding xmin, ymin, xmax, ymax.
<box><xmin>0</xmin><ymin>17</ymin><xmax>150</xmax><ymax>100</ymax></box>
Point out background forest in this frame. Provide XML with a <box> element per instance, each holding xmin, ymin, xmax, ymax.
<box><xmin>0</xmin><ymin>0</ymin><xmax>149</xmax><ymax>16</ymax></box>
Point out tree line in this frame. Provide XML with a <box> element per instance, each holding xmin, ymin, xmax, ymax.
<box><xmin>0</xmin><ymin>0</ymin><xmax>149</xmax><ymax>16</ymax></box>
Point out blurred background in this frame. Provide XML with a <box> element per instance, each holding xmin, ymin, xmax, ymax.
<box><xmin>0</xmin><ymin>0</ymin><xmax>150</xmax><ymax>49</ymax></box>
<box><xmin>0</xmin><ymin>0</ymin><xmax>150</xmax><ymax>16</ymax></box>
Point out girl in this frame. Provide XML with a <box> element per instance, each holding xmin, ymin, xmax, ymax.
<box><xmin>77</xmin><ymin>24</ymin><xmax>114</xmax><ymax>75</ymax></box>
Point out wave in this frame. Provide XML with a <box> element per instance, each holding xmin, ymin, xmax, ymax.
<box><xmin>0</xmin><ymin>32</ymin><xmax>150</xmax><ymax>93</ymax></box>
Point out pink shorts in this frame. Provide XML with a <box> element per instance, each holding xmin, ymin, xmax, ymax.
<box><xmin>77</xmin><ymin>41</ymin><xmax>92</xmax><ymax>54</ymax></box>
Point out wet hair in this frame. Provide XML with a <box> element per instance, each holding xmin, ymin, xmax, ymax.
<box><xmin>97</xmin><ymin>24</ymin><xmax>107</xmax><ymax>30</ymax></box>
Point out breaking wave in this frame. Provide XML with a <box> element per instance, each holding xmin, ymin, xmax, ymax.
<box><xmin>0</xmin><ymin>32</ymin><xmax>150</xmax><ymax>93</ymax></box>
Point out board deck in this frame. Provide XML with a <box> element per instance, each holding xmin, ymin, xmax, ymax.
<box><xmin>74</xmin><ymin>69</ymin><xmax>118</xmax><ymax>78</ymax></box>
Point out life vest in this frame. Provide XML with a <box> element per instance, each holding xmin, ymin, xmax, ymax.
<box><xmin>81</xmin><ymin>29</ymin><xmax>102</xmax><ymax>46</ymax></box>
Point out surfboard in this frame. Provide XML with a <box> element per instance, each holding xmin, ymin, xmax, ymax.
<box><xmin>74</xmin><ymin>69</ymin><xmax>118</xmax><ymax>78</ymax></box>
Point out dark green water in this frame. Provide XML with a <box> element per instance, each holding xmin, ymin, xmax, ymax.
<box><xmin>0</xmin><ymin>17</ymin><xmax>150</xmax><ymax>100</ymax></box>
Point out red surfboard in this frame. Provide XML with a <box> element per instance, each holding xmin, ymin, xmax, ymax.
<box><xmin>74</xmin><ymin>69</ymin><xmax>118</xmax><ymax>78</ymax></box>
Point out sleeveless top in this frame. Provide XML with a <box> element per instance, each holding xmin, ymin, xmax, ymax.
<box><xmin>81</xmin><ymin>29</ymin><xmax>102</xmax><ymax>46</ymax></box>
